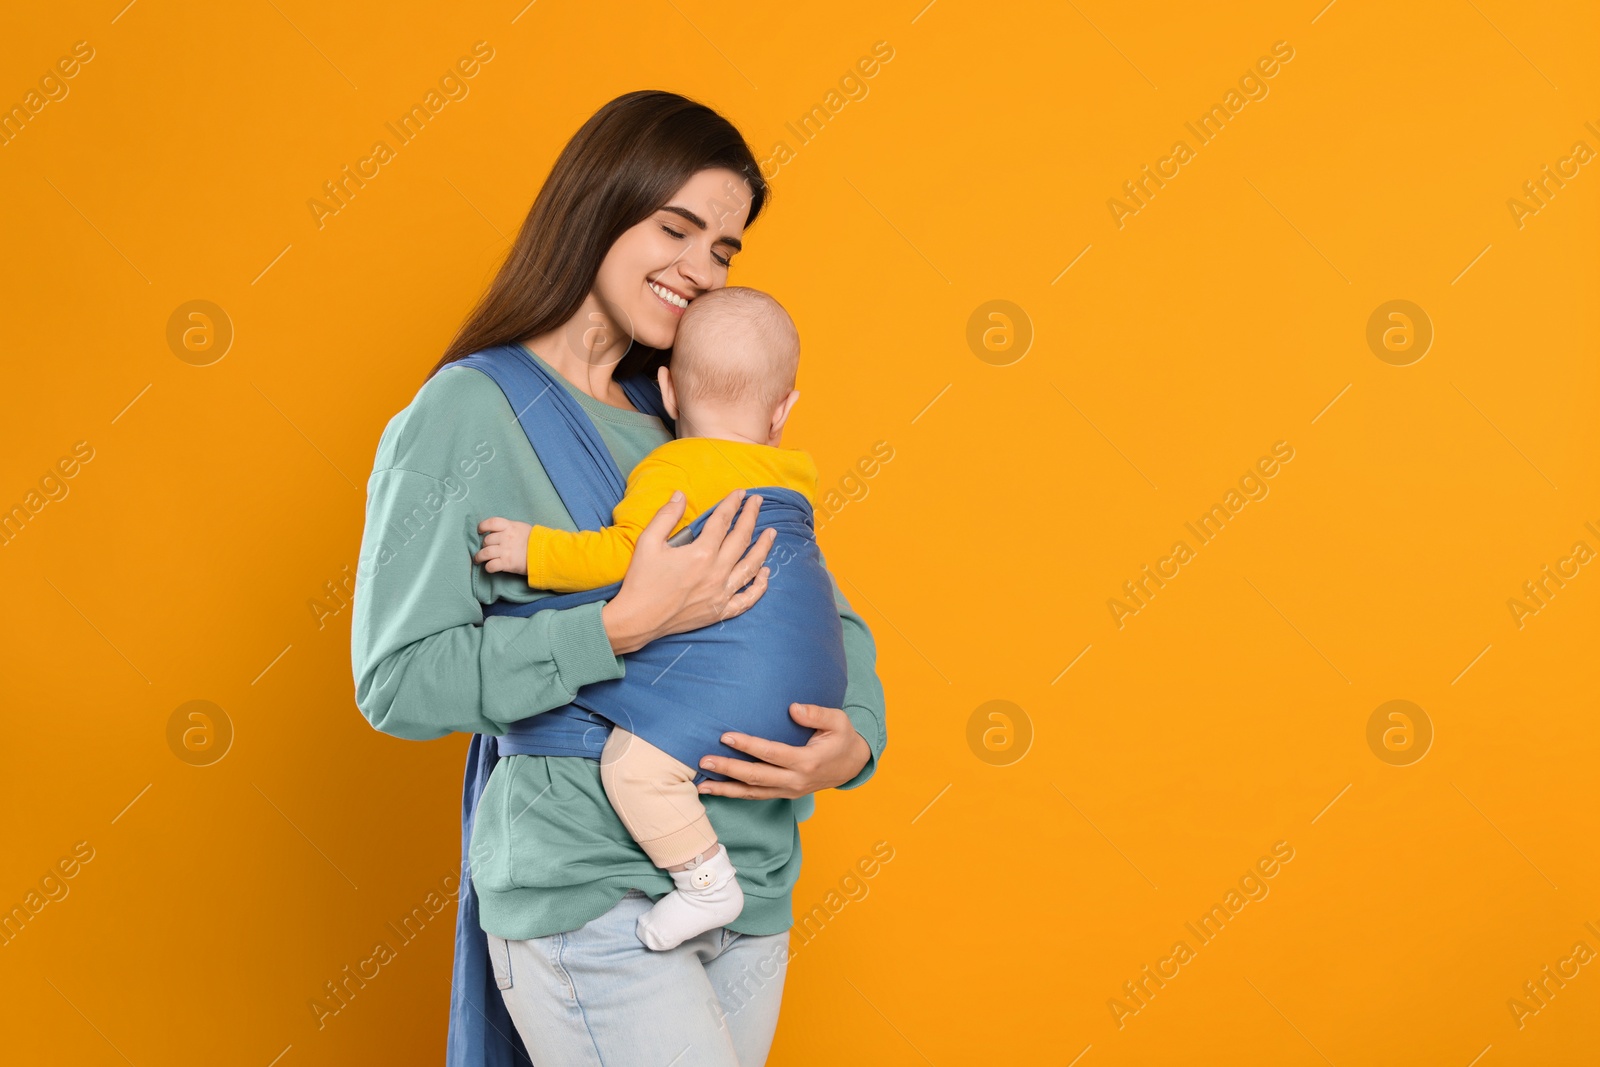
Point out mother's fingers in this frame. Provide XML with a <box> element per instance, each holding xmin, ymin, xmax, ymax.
<box><xmin>720</xmin><ymin>565</ymin><xmax>769</xmax><ymax>620</ymax></box>
<box><xmin>791</xmin><ymin>703</ymin><xmax>851</xmax><ymax>730</ymax></box>
<box><xmin>691</xmin><ymin>489</ymin><xmax>746</xmax><ymax>555</ymax></box>
<box><xmin>637</xmin><ymin>490</ymin><xmax>688</xmax><ymax>548</ymax></box>
<box><xmin>713</xmin><ymin>493</ymin><xmax>765</xmax><ymax>572</ymax></box>
<box><xmin>698</xmin><ymin>754</ymin><xmax>788</xmax><ymax>788</ymax></box>
<box><xmin>696</xmin><ymin>754</ymin><xmax>806</xmax><ymax>799</ymax></box>
<box><xmin>696</xmin><ymin>778</ymin><xmax>788</xmax><ymax>800</ymax></box>
<box><xmin>718</xmin><ymin>731</ymin><xmax>799</xmax><ymax>767</ymax></box>
<box><xmin>726</xmin><ymin>527</ymin><xmax>775</xmax><ymax>597</ymax></box>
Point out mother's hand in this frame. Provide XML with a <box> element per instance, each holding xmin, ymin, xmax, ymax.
<box><xmin>600</xmin><ymin>489</ymin><xmax>776</xmax><ymax>655</ymax></box>
<box><xmin>696</xmin><ymin>704</ymin><xmax>870</xmax><ymax>800</ymax></box>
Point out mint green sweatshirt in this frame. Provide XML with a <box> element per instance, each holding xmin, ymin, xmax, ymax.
<box><xmin>350</xmin><ymin>348</ymin><xmax>887</xmax><ymax>939</ymax></box>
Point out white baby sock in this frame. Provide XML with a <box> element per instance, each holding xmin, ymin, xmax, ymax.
<box><xmin>636</xmin><ymin>845</ymin><xmax>744</xmax><ymax>952</ymax></box>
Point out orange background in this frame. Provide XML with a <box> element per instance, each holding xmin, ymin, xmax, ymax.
<box><xmin>3</xmin><ymin>1</ymin><xmax>1598</xmax><ymax>1064</ymax></box>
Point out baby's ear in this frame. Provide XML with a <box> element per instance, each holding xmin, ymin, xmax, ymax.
<box><xmin>769</xmin><ymin>388</ymin><xmax>800</xmax><ymax>444</ymax></box>
<box><xmin>656</xmin><ymin>365</ymin><xmax>679</xmax><ymax>420</ymax></box>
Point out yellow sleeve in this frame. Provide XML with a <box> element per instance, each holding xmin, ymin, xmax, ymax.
<box><xmin>525</xmin><ymin>457</ymin><xmax>691</xmax><ymax>593</ymax></box>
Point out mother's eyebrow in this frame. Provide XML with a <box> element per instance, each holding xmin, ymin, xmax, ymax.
<box><xmin>660</xmin><ymin>205</ymin><xmax>743</xmax><ymax>252</ymax></box>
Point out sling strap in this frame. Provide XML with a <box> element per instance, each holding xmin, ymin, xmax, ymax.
<box><xmin>448</xmin><ymin>343</ymin><xmax>667</xmax><ymax>1067</ymax></box>
<box><xmin>458</xmin><ymin>344</ymin><xmax>671</xmax><ymax>760</ymax></box>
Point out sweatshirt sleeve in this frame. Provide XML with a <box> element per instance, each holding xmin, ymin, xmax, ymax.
<box><xmin>819</xmin><ymin>558</ymin><xmax>887</xmax><ymax>791</ymax></box>
<box><xmin>350</xmin><ymin>370</ymin><xmax>628</xmax><ymax>741</ymax></box>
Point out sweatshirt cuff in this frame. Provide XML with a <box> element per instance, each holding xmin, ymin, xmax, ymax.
<box><xmin>547</xmin><ymin>600</ymin><xmax>626</xmax><ymax>693</ymax></box>
<box><xmin>526</xmin><ymin>526</ymin><xmax>554</xmax><ymax>591</ymax></box>
<box><xmin>836</xmin><ymin>703</ymin><xmax>885</xmax><ymax>791</ymax></box>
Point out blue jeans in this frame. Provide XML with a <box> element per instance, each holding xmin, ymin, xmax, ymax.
<box><xmin>488</xmin><ymin>890</ymin><xmax>789</xmax><ymax>1066</ymax></box>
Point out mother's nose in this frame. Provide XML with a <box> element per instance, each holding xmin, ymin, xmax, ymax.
<box><xmin>676</xmin><ymin>249</ymin><xmax>717</xmax><ymax>291</ymax></box>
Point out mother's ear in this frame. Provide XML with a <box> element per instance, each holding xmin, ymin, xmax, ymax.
<box><xmin>656</xmin><ymin>365</ymin><xmax>680</xmax><ymax>421</ymax></box>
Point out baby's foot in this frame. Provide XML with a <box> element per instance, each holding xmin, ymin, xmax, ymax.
<box><xmin>637</xmin><ymin>846</ymin><xmax>744</xmax><ymax>951</ymax></box>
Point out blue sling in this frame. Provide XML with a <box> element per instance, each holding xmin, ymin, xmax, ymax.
<box><xmin>446</xmin><ymin>344</ymin><xmax>847</xmax><ymax>1066</ymax></box>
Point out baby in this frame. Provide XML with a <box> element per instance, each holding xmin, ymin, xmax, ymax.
<box><xmin>474</xmin><ymin>286</ymin><xmax>821</xmax><ymax>951</ymax></box>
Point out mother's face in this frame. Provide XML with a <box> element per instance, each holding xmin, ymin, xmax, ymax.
<box><xmin>592</xmin><ymin>167</ymin><xmax>754</xmax><ymax>351</ymax></box>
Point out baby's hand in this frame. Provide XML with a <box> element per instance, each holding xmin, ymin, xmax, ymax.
<box><xmin>473</xmin><ymin>517</ymin><xmax>533</xmax><ymax>575</ymax></box>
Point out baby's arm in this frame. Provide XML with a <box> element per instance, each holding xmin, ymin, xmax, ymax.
<box><xmin>473</xmin><ymin>457</ymin><xmax>690</xmax><ymax>593</ymax></box>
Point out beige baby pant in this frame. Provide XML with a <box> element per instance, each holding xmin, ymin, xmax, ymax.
<box><xmin>599</xmin><ymin>728</ymin><xmax>718</xmax><ymax>869</ymax></box>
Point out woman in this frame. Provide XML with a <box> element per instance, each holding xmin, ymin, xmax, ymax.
<box><xmin>351</xmin><ymin>91</ymin><xmax>887</xmax><ymax>1066</ymax></box>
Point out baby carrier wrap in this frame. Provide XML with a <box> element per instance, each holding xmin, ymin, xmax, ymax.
<box><xmin>446</xmin><ymin>344</ymin><xmax>847</xmax><ymax>1065</ymax></box>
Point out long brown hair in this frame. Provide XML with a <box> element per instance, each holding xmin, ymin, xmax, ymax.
<box><xmin>429</xmin><ymin>90</ymin><xmax>768</xmax><ymax>382</ymax></box>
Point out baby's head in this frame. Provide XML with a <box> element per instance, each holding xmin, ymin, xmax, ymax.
<box><xmin>659</xmin><ymin>287</ymin><xmax>801</xmax><ymax>444</ymax></box>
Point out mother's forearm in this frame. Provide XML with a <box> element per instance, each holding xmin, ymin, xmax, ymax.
<box><xmin>599</xmin><ymin>596</ymin><xmax>658</xmax><ymax>656</ymax></box>
<box><xmin>352</xmin><ymin>467</ymin><xmax>626</xmax><ymax>740</ymax></box>
<box><xmin>355</xmin><ymin>600</ymin><xmax>625</xmax><ymax>740</ymax></box>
